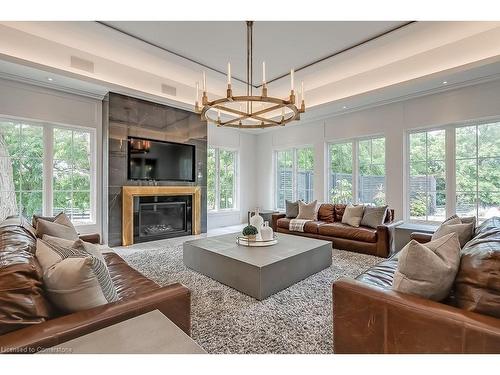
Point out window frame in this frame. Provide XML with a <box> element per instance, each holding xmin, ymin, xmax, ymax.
<box><xmin>0</xmin><ymin>117</ymin><xmax>97</xmax><ymax>225</ymax></box>
<box><xmin>326</xmin><ymin>135</ymin><xmax>386</xmax><ymax>205</ymax></box>
<box><xmin>405</xmin><ymin>118</ymin><xmax>500</xmax><ymax>223</ymax></box>
<box><xmin>207</xmin><ymin>146</ymin><xmax>239</xmax><ymax>212</ymax></box>
<box><xmin>273</xmin><ymin>145</ymin><xmax>314</xmax><ymax>210</ymax></box>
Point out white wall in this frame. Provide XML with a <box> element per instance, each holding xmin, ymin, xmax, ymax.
<box><xmin>0</xmin><ymin>78</ymin><xmax>103</xmax><ymax>234</ymax></box>
<box><xmin>256</xmin><ymin>79</ymin><xmax>500</xmax><ymax>220</ymax></box>
<box><xmin>208</xmin><ymin>124</ymin><xmax>257</xmax><ymax>229</ymax></box>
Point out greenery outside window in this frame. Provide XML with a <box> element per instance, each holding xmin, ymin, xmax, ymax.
<box><xmin>275</xmin><ymin>147</ymin><xmax>314</xmax><ymax>210</ymax></box>
<box><xmin>207</xmin><ymin>147</ymin><xmax>238</xmax><ymax>211</ymax></box>
<box><xmin>407</xmin><ymin>121</ymin><xmax>500</xmax><ymax>223</ymax></box>
<box><xmin>328</xmin><ymin>137</ymin><xmax>386</xmax><ymax>205</ymax></box>
<box><xmin>0</xmin><ymin>119</ymin><xmax>96</xmax><ymax>224</ymax></box>
<box><xmin>408</xmin><ymin>129</ymin><xmax>446</xmax><ymax>222</ymax></box>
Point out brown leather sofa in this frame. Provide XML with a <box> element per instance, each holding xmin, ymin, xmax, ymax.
<box><xmin>272</xmin><ymin>204</ymin><xmax>402</xmax><ymax>258</ymax></box>
<box><xmin>0</xmin><ymin>216</ymin><xmax>191</xmax><ymax>353</ymax></box>
<box><xmin>333</xmin><ymin>217</ymin><xmax>500</xmax><ymax>353</ymax></box>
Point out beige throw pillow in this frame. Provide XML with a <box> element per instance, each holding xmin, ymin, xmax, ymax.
<box><xmin>35</xmin><ymin>239</ymin><xmax>118</xmax><ymax>313</ymax></box>
<box><xmin>42</xmin><ymin>234</ymin><xmax>105</xmax><ymax>263</ymax></box>
<box><xmin>392</xmin><ymin>232</ymin><xmax>461</xmax><ymax>301</ymax></box>
<box><xmin>432</xmin><ymin>215</ymin><xmax>475</xmax><ymax>247</ymax></box>
<box><xmin>36</xmin><ymin>213</ymin><xmax>79</xmax><ymax>240</ymax></box>
<box><xmin>360</xmin><ymin>205</ymin><xmax>388</xmax><ymax>228</ymax></box>
<box><xmin>341</xmin><ymin>204</ymin><xmax>365</xmax><ymax>227</ymax></box>
<box><xmin>296</xmin><ymin>200</ymin><xmax>318</xmax><ymax>220</ymax></box>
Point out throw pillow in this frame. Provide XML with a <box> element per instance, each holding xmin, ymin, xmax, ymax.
<box><xmin>35</xmin><ymin>239</ymin><xmax>118</xmax><ymax>313</ymax></box>
<box><xmin>341</xmin><ymin>204</ymin><xmax>365</xmax><ymax>227</ymax></box>
<box><xmin>360</xmin><ymin>205</ymin><xmax>388</xmax><ymax>229</ymax></box>
<box><xmin>296</xmin><ymin>200</ymin><xmax>318</xmax><ymax>220</ymax></box>
<box><xmin>42</xmin><ymin>234</ymin><xmax>105</xmax><ymax>263</ymax></box>
<box><xmin>285</xmin><ymin>200</ymin><xmax>300</xmax><ymax>218</ymax></box>
<box><xmin>432</xmin><ymin>214</ymin><xmax>475</xmax><ymax>247</ymax></box>
<box><xmin>36</xmin><ymin>213</ymin><xmax>79</xmax><ymax>240</ymax></box>
<box><xmin>392</xmin><ymin>232</ymin><xmax>461</xmax><ymax>301</ymax></box>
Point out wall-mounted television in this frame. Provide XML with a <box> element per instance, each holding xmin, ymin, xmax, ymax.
<box><xmin>127</xmin><ymin>137</ymin><xmax>196</xmax><ymax>182</ymax></box>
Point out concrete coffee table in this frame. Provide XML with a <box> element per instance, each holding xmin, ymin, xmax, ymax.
<box><xmin>183</xmin><ymin>232</ymin><xmax>332</xmax><ymax>300</ymax></box>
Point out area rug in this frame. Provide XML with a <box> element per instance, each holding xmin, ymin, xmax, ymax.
<box><xmin>119</xmin><ymin>244</ymin><xmax>381</xmax><ymax>354</ymax></box>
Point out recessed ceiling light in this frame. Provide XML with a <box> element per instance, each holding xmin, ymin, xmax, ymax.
<box><xmin>342</xmin><ymin>106</ymin><xmax>348</xmax><ymax>109</ymax></box>
<box><xmin>442</xmin><ymin>81</ymin><xmax>448</xmax><ymax>84</ymax></box>
<box><xmin>47</xmin><ymin>77</ymin><xmax>54</xmax><ymax>82</ymax></box>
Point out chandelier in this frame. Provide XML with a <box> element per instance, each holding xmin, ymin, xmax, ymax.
<box><xmin>194</xmin><ymin>21</ymin><xmax>305</xmax><ymax>129</ymax></box>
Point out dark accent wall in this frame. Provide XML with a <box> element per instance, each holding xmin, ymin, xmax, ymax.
<box><xmin>104</xmin><ymin>93</ymin><xmax>207</xmax><ymax>246</ymax></box>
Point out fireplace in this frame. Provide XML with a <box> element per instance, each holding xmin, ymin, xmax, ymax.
<box><xmin>133</xmin><ymin>195</ymin><xmax>192</xmax><ymax>243</ymax></box>
<box><xmin>122</xmin><ymin>186</ymin><xmax>201</xmax><ymax>246</ymax></box>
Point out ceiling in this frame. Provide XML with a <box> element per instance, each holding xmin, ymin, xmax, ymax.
<box><xmin>100</xmin><ymin>21</ymin><xmax>408</xmax><ymax>85</ymax></box>
<box><xmin>1</xmin><ymin>21</ymin><xmax>500</xmax><ymax>129</ymax></box>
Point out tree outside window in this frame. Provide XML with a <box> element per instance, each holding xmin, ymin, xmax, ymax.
<box><xmin>207</xmin><ymin>147</ymin><xmax>238</xmax><ymax>211</ymax></box>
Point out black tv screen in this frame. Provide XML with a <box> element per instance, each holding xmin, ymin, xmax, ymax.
<box><xmin>127</xmin><ymin>137</ymin><xmax>195</xmax><ymax>181</ymax></box>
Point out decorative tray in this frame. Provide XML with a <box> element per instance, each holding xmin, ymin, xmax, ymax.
<box><xmin>236</xmin><ymin>235</ymin><xmax>278</xmax><ymax>247</ymax></box>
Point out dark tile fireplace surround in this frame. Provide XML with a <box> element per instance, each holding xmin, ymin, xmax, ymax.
<box><xmin>104</xmin><ymin>93</ymin><xmax>208</xmax><ymax>246</ymax></box>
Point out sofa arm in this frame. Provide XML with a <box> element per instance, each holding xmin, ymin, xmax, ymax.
<box><xmin>0</xmin><ymin>283</ymin><xmax>190</xmax><ymax>353</ymax></box>
<box><xmin>410</xmin><ymin>232</ymin><xmax>432</xmax><ymax>243</ymax></box>
<box><xmin>376</xmin><ymin>220</ymin><xmax>403</xmax><ymax>258</ymax></box>
<box><xmin>271</xmin><ymin>213</ymin><xmax>286</xmax><ymax>232</ymax></box>
<box><xmin>333</xmin><ymin>278</ymin><xmax>500</xmax><ymax>353</ymax></box>
<box><xmin>79</xmin><ymin>233</ymin><xmax>101</xmax><ymax>244</ymax></box>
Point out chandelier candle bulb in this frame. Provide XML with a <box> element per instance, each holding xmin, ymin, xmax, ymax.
<box><xmin>301</xmin><ymin>82</ymin><xmax>304</xmax><ymax>102</ymax></box>
<box><xmin>227</xmin><ymin>62</ymin><xmax>231</xmax><ymax>85</ymax></box>
<box><xmin>202</xmin><ymin>71</ymin><xmax>206</xmax><ymax>91</ymax></box>
<box><xmin>262</xmin><ymin>61</ymin><xmax>266</xmax><ymax>84</ymax></box>
<box><xmin>291</xmin><ymin>69</ymin><xmax>295</xmax><ymax>91</ymax></box>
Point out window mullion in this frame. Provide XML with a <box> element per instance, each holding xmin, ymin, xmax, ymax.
<box><xmin>215</xmin><ymin>148</ymin><xmax>220</xmax><ymax>211</ymax></box>
<box><xmin>445</xmin><ymin>127</ymin><xmax>456</xmax><ymax>217</ymax></box>
<box><xmin>43</xmin><ymin>125</ymin><xmax>54</xmax><ymax>216</ymax></box>
<box><xmin>353</xmin><ymin>141</ymin><xmax>359</xmax><ymax>204</ymax></box>
<box><xmin>292</xmin><ymin>148</ymin><xmax>297</xmax><ymax>201</ymax></box>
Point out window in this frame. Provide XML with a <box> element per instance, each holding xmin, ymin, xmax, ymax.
<box><xmin>408</xmin><ymin>130</ymin><xmax>446</xmax><ymax>222</ymax></box>
<box><xmin>0</xmin><ymin>119</ymin><xmax>96</xmax><ymax>224</ymax></box>
<box><xmin>328</xmin><ymin>137</ymin><xmax>385</xmax><ymax>205</ymax></box>
<box><xmin>53</xmin><ymin>128</ymin><xmax>93</xmax><ymax>223</ymax></box>
<box><xmin>207</xmin><ymin>147</ymin><xmax>238</xmax><ymax>211</ymax></box>
<box><xmin>407</xmin><ymin>121</ymin><xmax>500</xmax><ymax>223</ymax></box>
<box><xmin>358</xmin><ymin>138</ymin><xmax>386</xmax><ymax>205</ymax></box>
<box><xmin>456</xmin><ymin>123</ymin><xmax>500</xmax><ymax>221</ymax></box>
<box><xmin>274</xmin><ymin>147</ymin><xmax>314</xmax><ymax>210</ymax></box>
<box><xmin>328</xmin><ymin>142</ymin><xmax>353</xmax><ymax>204</ymax></box>
<box><xmin>1</xmin><ymin>122</ymin><xmax>44</xmax><ymax>218</ymax></box>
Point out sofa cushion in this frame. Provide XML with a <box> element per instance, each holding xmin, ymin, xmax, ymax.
<box><xmin>303</xmin><ymin>221</ymin><xmax>325</xmax><ymax>234</ymax></box>
<box><xmin>356</xmin><ymin>256</ymin><xmax>399</xmax><ymax>288</ymax></box>
<box><xmin>360</xmin><ymin>205</ymin><xmax>388</xmax><ymax>229</ymax></box>
<box><xmin>317</xmin><ymin>204</ymin><xmax>334</xmax><ymax>223</ymax></box>
<box><xmin>432</xmin><ymin>215</ymin><xmax>475</xmax><ymax>247</ymax></box>
<box><xmin>104</xmin><ymin>252</ymin><xmax>160</xmax><ymax>300</ymax></box>
<box><xmin>277</xmin><ymin>218</ymin><xmax>291</xmax><ymax>229</ymax></box>
<box><xmin>341</xmin><ymin>204</ymin><xmax>365</xmax><ymax>227</ymax></box>
<box><xmin>318</xmin><ymin>222</ymin><xmax>377</xmax><ymax>243</ymax></box>
<box><xmin>0</xmin><ymin>218</ymin><xmax>53</xmax><ymax>335</ymax></box>
<box><xmin>296</xmin><ymin>200</ymin><xmax>318</xmax><ymax>220</ymax></box>
<box><xmin>334</xmin><ymin>204</ymin><xmax>346</xmax><ymax>222</ymax></box>
<box><xmin>393</xmin><ymin>233</ymin><xmax>461</xmax><ymax>301</ymax></box>
<box><xmin>285</xmin><ymin>200</ymin><xmax>300</xmax><ymax>218</ymax></box>
<box><xmin>36</xmin><ymin>239</ymin><xmax>119</xmax><ymax>313</ymax></box>
<box><xmin>35</xmin><ymin>213</ymin><xmax>79</xmax><ymax>241</ymax></box>
<box><xmin>454</xmin><ymin>217</ymin><xmax>500</xmax><ymax>318</ymax></box>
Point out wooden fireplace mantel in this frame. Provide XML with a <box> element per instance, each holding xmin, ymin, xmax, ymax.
<box><xmin>122</xmin><ymin>185</ymin><xmax>201</xmax><ymax>246</ymax></box>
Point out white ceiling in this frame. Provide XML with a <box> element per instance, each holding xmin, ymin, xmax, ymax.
<box><xmin>1</xmin><ymin>21</ymin><xmax>500</xmax><ymax>128</ymax></box>
<box><xmin>101</xmin><ymin>21</ymin><xmax>408</xmax><ymax>84</ymax></box>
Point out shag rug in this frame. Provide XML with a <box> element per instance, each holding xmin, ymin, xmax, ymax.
<box><xmin>119</xmin><ymin>244</ymin><xmax>380</xmax><ymax>354</ymax></box>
